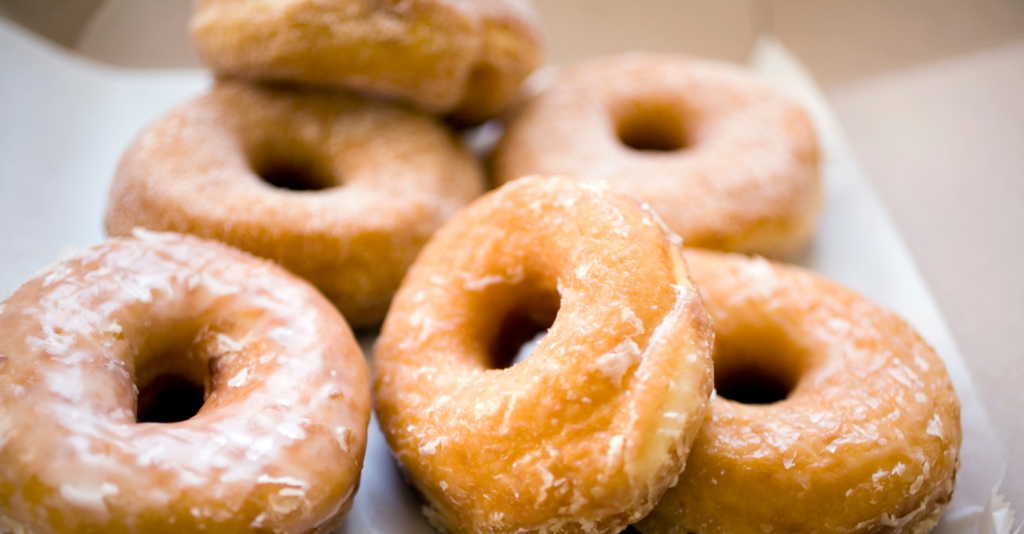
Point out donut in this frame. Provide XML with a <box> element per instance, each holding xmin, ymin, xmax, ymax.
<box><xmin>189</xmin><ymin>0</ymin><xmax>545</xmax><ymax>125</ymax></box>
<box><xmin>373</xmin><ymin>176</ymin><xmax>715</xmax><ymax>533</ymax></box>
<box><xmin>637</xmin><ymin>249</ymin><xmax>961</xmax><ymax>534</ymax></box>
<box><xmin>493</xmin><ymin>54</ymin><xmax>822</xmax><ymax>258</ymax></box>
<box><xmin>0</xmin><ymin>231</ymin><xmax>371</xmax><ymax>533</ymax></box>
<box><xmin>105</xmin><ymin>81</ymin><xmax>484</xmax><ymax>327</ymax></box>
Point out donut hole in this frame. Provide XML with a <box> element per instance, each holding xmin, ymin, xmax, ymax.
<box><xmin>492</xmin><ymin>312</ymin><xmax>552</xmax><ymax>369</ymax></box>
<box><xmin>616</xmin><ymin>103</ymin><xmax>689</xmax><ymax>152</ymax></box>
<box><xmin>137</xmin><ymin>375</ymin><xmax>206</xmax><ymax>423</ymax></box>
<box><xmin>488</xmin><ymin>288</ymin><xmax>560</xmax><ymax>369</ymax></box>
<box><xmin>133</xmin><ymin>327</ymin><xmax>212</xmax><ymax>424</ymax></box>
<box><xmin>250</xmin><ymin>145</ymin><xmax>339</xmax><ymax>192</ymax></box>
<box><xmin>712</xmin><ymin>324</ymin><xmax>805</xmax><ymax>405</ymax></box>
<box><xmin>449</xmin><ymin>63</ymin><xmax>503</xmax><ymax>126</ymax></box>
<box><xmin>715</xmin><ymin>365</ymin><xmax>793</xmax><ymax>405</ymax></box>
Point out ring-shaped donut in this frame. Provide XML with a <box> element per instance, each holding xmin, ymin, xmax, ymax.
<box><xmin>0</xmin><ymin>231</ymin><xmax>370</xmax><ymax>533</ymax></box>
<box><xmin>374</xmin><ymin>176</ymin><xmax>715</xmax><ymax>533</ymax></box>
<box><xmin>105</xmin><ymin>82</ymin><xmax>484</xmax><ymax>327</ymax></box>
<box><xmin>637</xmin><ymin>249</ymin><xmax>961</xmax><ymax>534</ymax></box>
<box><xmin>493</xmin><ymin>54</ymin><xmax>822</xmax><ymax>258</ymax></box>
<box><xmin>190</xmin><ymin>0</ymin><xmax>544</xmax><ymax>124</ymax></box>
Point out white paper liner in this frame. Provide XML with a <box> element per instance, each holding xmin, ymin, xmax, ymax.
<box><xmin>0</xmin><ymin>18</ymin><xmax>1015</xmax><ymax>534</ymax></box>
<box><xmin>749</xmin><ymin>36</ymin><xmax>1016</xmax><ymax>534</ymax></box>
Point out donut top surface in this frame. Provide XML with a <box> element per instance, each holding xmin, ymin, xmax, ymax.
<box><xmin>105</xmin><ymin>81</ymin><xmax>485</xmax><ymax>326</ymax></box>
<box><xmin>0</xmin><ymin>232</ymin><xmax>370</xmax><ymax>533</ymax></box>
<box><xmin>190</xmin><ymin>0</ymin><xmax>545</xmax><ymax>124</ymax></box>
<box><xmin>494</xmin><ymin>54</ymin><xmax>822</xmax><ymax>258</ymax></box>
<box><xmin>374</xmin><ymin>176</ymin><xmax>715</xmax><ymax>533</ymax></box>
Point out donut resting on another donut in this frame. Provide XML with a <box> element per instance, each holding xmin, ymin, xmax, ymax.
<box><xmin>190</xmin><ymin>0</ymin><xmax>544</xmax><ymax>124</ymax></box>
<box><xmin>374</xmin><ymin>176</ymin><xmax>715</xmax><ymax>534</ymax></box>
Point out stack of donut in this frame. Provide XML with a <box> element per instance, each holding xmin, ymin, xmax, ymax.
<box><xmin>0</xmin><ymin>1</ymin><xmax>962</xmax><ymax>533</ymax></box>
<box><xmin>107</xmin><ymin>0</ymin><xmax>546</xmax><ymax>327</ymax></box>
<box><xmin>373</xmin><ymin>178</ymin><xmax>959</xmax><ymax>534</ymax></box>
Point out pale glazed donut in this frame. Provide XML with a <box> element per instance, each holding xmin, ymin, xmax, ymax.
<box><xmin>374</xmin><ymin>176</ymin><xmax>715</xmax><ymax>534</ymax></box>
<box><xmin>105</xmin><ymin>81</ymin><xmax>484</xmax><ymax>327</ymax></box>
<box><xmin>190</xmin><ymin>0</ymin><xmax>545</xmax><ymax>125</ymax></box>
<box><xmin>637</xmin><ymin>249</ymin><xmax>961</xmax><ymax>534</ymax></box>
<box><xmin>0</xmin><ymin>231</ymin><xmax>370</xmax><ymax>533</ymax></box>
<box><xmin>493</xmin><ymin>54</ymin><xmax>822</xmax><ymax>258</ymax></box>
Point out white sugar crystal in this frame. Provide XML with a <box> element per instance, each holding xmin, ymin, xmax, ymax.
<box><xmin>227</xmin><ymin>368</ymin><xmax>249</xmax><ymax>388</ymax></box>
<box><xmin>926</xmin><ymin>415</ymin><xmax>943</xmax><ymax>439</ymax></box>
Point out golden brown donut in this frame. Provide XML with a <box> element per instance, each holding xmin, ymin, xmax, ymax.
<box><xmin>637</xmin><ymin>249</ymin><xmax>961</xmax><ymax>534</ymax></box>
<box><xmin>374</xmin><ymin>176</ymin><xmax>715</xmax><ymax>534</ymax></box>
<box><xmin>493</xmin><ymin>54</ymin><xmax>822</xmax><ymax>258</ymax></box>
<box><xmin>0</xmin><ymin>231</ymin><xmax>370</xmax><ymax>533</ymax></box>
<box><xmin>105</xmin><ymin>81</ymin><xmax>484</xmax><ymax>327</ymax></box>
<box><xmin>190</xmin><ymin>0</ymin><xmax>545</xmax><ymax>125</ymax></box>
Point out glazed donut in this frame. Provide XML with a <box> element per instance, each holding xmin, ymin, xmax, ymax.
<box><xmin>0</xmin><ymin>231</ymin><xmax>370</xmax><ymax>533</ymax></box>
<box><xmin>493</xmin><ymin>54</ymin><xmax>822</xmax><ymax>258</ymax></box>
<box><xmin>105</xmin><ymin>81</ymin><xmax>484</xmax><ymax>327</ymax></box>
<box><xmin>190</xmin><ymin>0</ymin><xmax>545</xmax><ymax>124</ymax></box>
<box><xmin>374</xmin><ymin>176</ymin><xmax>715</xmax><ymax>534</ymax></box>
<box><xmin>637</xmin><ymin>249</ymin><xmax>961</xmax><ymax>534</ymax></box>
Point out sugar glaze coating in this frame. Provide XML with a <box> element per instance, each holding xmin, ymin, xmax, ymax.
<box><xmin>494</xmin><ymin>54</ymin><xmax>822</xmax><ymax>258</ymax></box>
<box><xmin>190</xmin><ymin>0</ymin><xmax>544</xmax><ymax>124</ymax></box>
<box><xmin>105</xmin><ymin>82</ymin><xmax>484</xmax><ymax>327</ymax></box>
<box><xmin>374</xmin><ymin>177</ymin><xmax>715</xmax><ymax>533</ymax></box>
<box><xmin>0</xmin><ymin>232</ymin><xmax>371</xmax><ymax>533</ymax></box>
<box><xmin>637</xmin><ymin>250</ymin><xmax>961</xmax><ymax>534</ymax></box>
